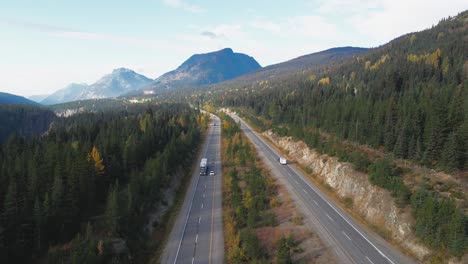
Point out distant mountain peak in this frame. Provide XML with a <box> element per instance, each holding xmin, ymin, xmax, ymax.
<box><xmin>41</xmin><ymin>69</ymin><xmax>152</xmax><ymax>105</ymax></box>
<box><xmin>219</xmin><ymin>47</ymin><xmax>233</xmax><ymax>53</ymax></box>
<box><xmin>112</xmin><ymin>67</ymin><xmax>134</xmax><ymax>74</ymax></box>
<box><xmin>153</xmin><ymin>48</ymin><xmax>261</xmax><ymax>88</ymax></box>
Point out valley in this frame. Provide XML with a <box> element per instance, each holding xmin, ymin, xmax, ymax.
<box><xmin>0</xmin><ymin>6</ymin><xmax>466</xmax><ymax>264</ymax></box>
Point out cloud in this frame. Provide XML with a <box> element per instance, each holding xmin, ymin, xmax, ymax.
<box><xmin>310</xmin><ymin>0</ymin><xmax>468</xmax><ymax>45</ymax></box>
<box><xmin>162</xmin><ymin>0</ymin><xmax>206</xmax><ymax>13</ymax></box>
<box><xmin>201</xmin><ymin>31</ymin><xmax>218</xmax><ymax>39</ymax></box>
<box><xmin>0</xmin><ymin>18</ymin><xmax>177</xmax><ymax>50</ymax></box>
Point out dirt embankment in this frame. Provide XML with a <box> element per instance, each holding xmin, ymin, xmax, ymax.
<box><xmin>263</xmin><ymin>130</ymin><xmax>432</xmax><ymax>261</ymax></box>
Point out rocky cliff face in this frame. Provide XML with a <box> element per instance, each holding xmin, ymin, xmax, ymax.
<box><xmin>263</xmin><ymin>130</ymin><xmax>431</xmax><ymax>260</ymax></box>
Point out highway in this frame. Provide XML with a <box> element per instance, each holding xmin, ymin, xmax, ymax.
<box><xmin>160</xmin><ymin>114</ymin><xmax>223</xmax><ymax>264</ymax></box>
<box><xmin>228</xmin><ymin>111</ymin><xmax>416</xmax><ymax>264</ymax></box>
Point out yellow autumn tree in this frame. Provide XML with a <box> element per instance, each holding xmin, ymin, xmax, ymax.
<box><xmin>87</xmin><ymin>146</ymin><xmax>105</xmax><ymax>175</ymax></box>
<box><xmin>318</xmin><ymin>77</ymin><xmax>330</xmax><ymax>85</ymax></box>
<box><xmin>243</xmin><ymin>191</ymin><xmax>253</xmax><ymax>209</ymax></box>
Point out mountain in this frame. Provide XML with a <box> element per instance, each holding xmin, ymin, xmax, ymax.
<box><xmin>214</xmin><ymin>47</ymin><xmax>367</xmax><ymax>86</ymax></box>
<box><xmin>256</xmin><ymin>47</ymin><xmax>367</xmax><ymax>77</ymax></box>
<box><xmin>28</xmin><ymin>94</ymin><xmax>49</xmax><ymax>103</ymax></box>
<box><xmin>41</xmin><ymin>83</ymin><xmax>88</xmax><ymax>105</ymax></box>
<box><xmin>41</xmin><ymin>68</ymin><xmax>153</xmax><ymax>105</ymax></box>
<box><xmin>153</xmin><ymin>48</ymin><xmax>261</xmax><ymax>88</ymax></box>
<box><xmin>0</xmin><ymin>92</ymin><xmax>41</xmax><ymax>105</ymax></box>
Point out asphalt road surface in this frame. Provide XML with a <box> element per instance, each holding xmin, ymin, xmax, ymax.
<box><xmin>228</xmin><ymin>111</ymin><xmax>416</xmax><ymax>264</ymax></box>
<box><xmin>161</xmin><ymin>115</ymin><xmax>223</xmax><ymax>264</ymax></box>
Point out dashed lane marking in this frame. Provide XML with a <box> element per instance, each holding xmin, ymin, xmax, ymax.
<box><xmin>342</xmin><ymin>231</ymin><xmax>352</xmax><ymax>241</ymax></box>
<box><xmin>366</xmin><ymin>256</ymin><xmax>375</xmax><ymax>264</ymax></box>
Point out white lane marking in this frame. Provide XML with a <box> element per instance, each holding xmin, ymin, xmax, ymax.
<box><xmin>192</xmin><ymin>257</ymin><xmax>195</xmax><ymax>264</ymax></box>
<box><xmin>201</xmin><ymin>203</ymin><xmax>204</xmax><ymax>209</ymax></box>
<box><xmin>302</xmin><ymin>188</ymin><xmax>308</xmax><ymax>194</ymax></box>
<box><xmin>294</xmin><ymin>180</ymin><xmax>299</xmax><ymax>184</ymax></box>
<box><xmin>366</xmin><ymin>256</ymin><xmax>375</xmax><ymax>264</ymax></box>
<box><xmin>326</xmin><ymin>213</ymin><xmax>334</xmax><ymax>222</ymax></box>
<box><xmin>313</xmin><ymin>200</ymin><xmax>318</xmax><ymax>205</ymax></box>
<box><xmin>199</xmin><ymin>216</ymin><xmax>201</xmax><ymax>224</ymax></box>
<box><xmin>195</xmin><ymin>234</ymin><xmax>198</xmax><ymax>243</ymax></box>
<box><xmin>288</xmin><ymin>172</ymin><xmax>292</xmax><ymax>177</ymax></box>
<box><xmin>203</xmin><ymin>193</ymin><xmax>205</xmax><ymax>198</ymax></box>
<box><xmin>342</xmin><ymin>231</ymin><xmax>352</xmax><ymax>241</ymax></box>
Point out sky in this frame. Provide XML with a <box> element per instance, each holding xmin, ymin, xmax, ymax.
<box><xmin>0</xmin><ymin>0</ymin><xmax>466</xmax><ymax>97</ymax></box>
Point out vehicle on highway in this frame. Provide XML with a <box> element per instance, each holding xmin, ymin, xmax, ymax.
<box><xmin>279</xmin><ymin>157</ymin><xmax>287</xmax><ymax>165</ymax></box>
<box><xmin>200</xmin><ymin>158</ymin><xmax>208</xmax><ymax>175</ymax></box>
<box><xmin>209</xmin><ymin>170</ymin><xmax>215</xmax><ymax>176</ymax></box>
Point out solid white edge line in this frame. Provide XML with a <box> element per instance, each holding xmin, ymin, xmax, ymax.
<box><xmin>236</xmin><ymin>114</ymin><xmax>397</xmax><ymax>264</ymax></box>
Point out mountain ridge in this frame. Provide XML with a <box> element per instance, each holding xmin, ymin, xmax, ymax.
<box><xmin>0</xmin><ymin>92</ymin><xmax>41</xmax><ymax>105</ymax></box>
<box><xmin>41</xmin><ymin>68</ymin><xmax>152</xmax><ymax>105</ymax></box>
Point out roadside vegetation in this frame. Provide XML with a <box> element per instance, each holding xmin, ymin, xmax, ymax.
<box><xmin>220</xmin><ymin>112</ymin><xmax>333</xmax><ymax>263</ymax></box>
<box><xmin>220</xmin><ymin>112</ymin><xmax>274</xmax><ymax>263</ymax></box>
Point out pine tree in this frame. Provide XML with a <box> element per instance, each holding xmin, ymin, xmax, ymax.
<box><xmin>394</xmin><ymin>122</ymin><xmax>408</xmax><ymax>158</ymax></box>
<box><xmin>440</xmin><ymin>132</ymin><xmax>458</xmax><ymax>172</ymax></box>
<box><xmin>105</xmin><ymin>181</ymin><xmax>120</xmax><ymax>236</ymax></box>
<box><xmin>33</xmin><ymin>197</ymin><xmax>42</xmax><ymax>251</ymax></box>
<box><xmin>447</xmin><ymin>211</ymin><xmax>467</xmax><ymax>256</ymax></box>
<box><xmin>3</xmin><ymin>180</ymin><xmax>19</xmax><ymax>226</ymax></box>
<box><xmin>51</xmin><ymin>167</ymin><xmax>64</xmax><ymax>216</ymax></box>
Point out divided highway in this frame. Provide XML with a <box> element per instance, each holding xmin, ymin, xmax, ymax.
<box><xmin>228</xmin><ymin>112</ymin><xmax>416</xmax><ymax>264</ymax></box>
<box><xmin>161</xmin><ymin>115</ymin><xmax>223</xmax><ymax>264</ymax></box>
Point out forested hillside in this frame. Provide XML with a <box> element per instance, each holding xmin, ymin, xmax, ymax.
<box><xmin>214</xmin><ymin>11</ymin><xmax>468</xmax><ymax>173</ymax></box>
<box><xmin>0</xmin><ymin>105</ymin><xmax>56</xmax><ymax>143</ymax></box>
<box><xmin>0</xmin><ymin>92</ymin><xmax>40</xmax><ymax>106</ymax></box>
<box><xmin>0</xmin><ymin>103</ymin><xmax>203</xmax><ymax>263</ymax></box>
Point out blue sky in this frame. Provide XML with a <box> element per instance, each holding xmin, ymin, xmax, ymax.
<box><xmin>0</xmin><ymin>0</ymin><xmax>466</xmax><ymax>96</ymax></box>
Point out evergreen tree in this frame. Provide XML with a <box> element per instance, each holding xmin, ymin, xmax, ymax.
<box><xmin>105</xmin><ymin>181</ymin><xmax>120</xmax><ymax>236</ymax></box>
<box><xmin>33</xmin><ymin>197</ymin><xmax>42</xmax><ymax>251</ymax></box>
<box><xmin>440</xmin><ymin>132</ymin><xmax>458</xmax><ymax>171</ymax></box>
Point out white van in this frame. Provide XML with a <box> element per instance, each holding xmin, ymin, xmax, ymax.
<box><xmin>279</xmin><ymin>157</ymin><xmax>287</xmax><ymax>165</ymax></box>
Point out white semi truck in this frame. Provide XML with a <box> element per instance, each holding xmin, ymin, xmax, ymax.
<box><xmin>200</xmin><ymin>158</ymin><xmax>208</xmax><ymax>175</ymax></box>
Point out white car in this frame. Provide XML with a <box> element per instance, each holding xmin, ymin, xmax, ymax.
<box><xmin>209</xmin><ymin>170</ymin><xmax>215</xmax><ymax>176</ymax></box>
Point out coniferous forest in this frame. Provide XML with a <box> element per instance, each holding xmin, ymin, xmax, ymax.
<box><xmin>0</xmin><ymin>103</ymin><xmax>203</xmax><ymax>263</ymax></box>
<box><xmin>212</xmin><ymin>12</ymin><xmax>468</xmax><ymax>173</ymax></box>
